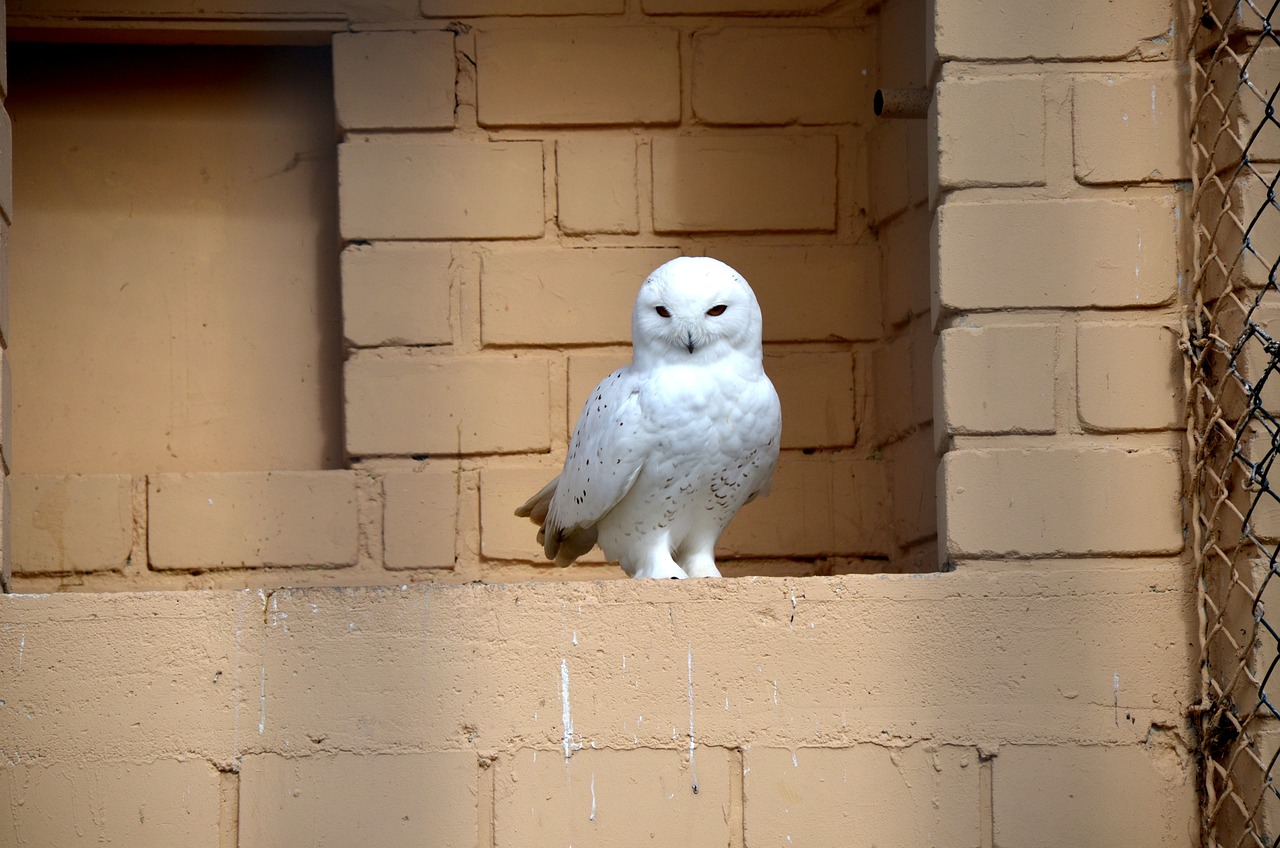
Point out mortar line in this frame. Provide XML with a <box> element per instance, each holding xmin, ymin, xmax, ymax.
<box><xmin>218</xmin><ymin>769</ymin><xmax>240</xmax><ymax>848</ymax></box>
<box><xmin>979</xmin><ymin>753</ymin><xmax>994</xmax><ymax>848</ymax></box>
<box><xmin>729</xmin><ymin>747</ymin><xmax>745</xmax><ymax>848</ymax></box>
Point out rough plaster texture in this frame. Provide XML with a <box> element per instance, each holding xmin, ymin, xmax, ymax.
<box><xmin>0</xmin><ymin>572</ymin><xmax>1197</xmax><ymax>845</ymax></box>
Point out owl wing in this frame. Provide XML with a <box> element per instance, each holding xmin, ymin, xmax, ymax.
<box><xmin>540</xmin><ymin>367</ymin><xmax>651</xmax><ymax>566</ymax></box>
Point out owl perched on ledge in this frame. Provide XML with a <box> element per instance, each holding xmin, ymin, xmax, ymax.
<box><xmin>516</xmin><ymin>256</ymin><xmax>782</xmax><ymax>579</ymax></box>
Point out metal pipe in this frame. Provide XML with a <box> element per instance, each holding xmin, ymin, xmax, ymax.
<box><xmin>873</xmin><ymin>87</ymin><xmax>931</xmax><ymax>120</ymax></box>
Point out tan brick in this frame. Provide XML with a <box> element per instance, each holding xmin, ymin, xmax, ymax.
<box><xmin>383</xmin><ymin>467</ymin><xmax>458</xmax><ymax>570</ymax></box>
<box><xmin>880</xmin><ymin>207</ymin><xmax>931</xmax><ymax>327</ymax></box>
<box><xmin>1073</xmin><ymin>73</ymin><xmax>1188</xmax><ymax>184</ymax></box>
<box><xmin>0</xmin><ymin>107</ymin><xmax>12</xmax><ymax>225</ymax></box>
<box><xmin>1236</xmin><ymin>40</ymin><xmax>1280</xmax><ymax>164</ymax></box>
<box><xmin>941</xmin><ymin>447</ymin><xmax>1182</xmax><ymax>557</ymax></box>
<box><xmin>888</xmin><ymin>426</ymin><xmax>937</xmax><ymax>546</ymax></box>
<box><xmin>480</xmin><ymin>247</ymin><xmax>680</xmax><ymax>346</ymax></box>
<box><xmin>877</xmin><ymin>0</ymin><xmax>927</xmax><ymax>88</ymax></box>
<box><xmin>643</xmin><ymin>0</ymin><xmax>830</xmax><ymax>11</ymax></box>
<box><xmin>480</xmin><ymin>462</ymin><xmax>606</xmax><ymax>563</ymax></box>
<box><xmin>1077</xmin><ymin>321</ymin><xmax>1180</xmax><ymax>431</ymax></box>
<box><xmin>994</xmin><ymin>745</ymin><xmax>1196</xmax><ymax>848</ymax></box>
<box><xmin>240</xmin><ymin>752</ymin><xmax>477</xmax><ymax>848</ymax></box>
<box><xmin>0</xmin><ymin>478</ymin><xmax>8</xmax><ymax>591</ymax></box>
<box><xmin>333</xmin><ymin>31</ymin><xmax>455</xmax><ymax>131</ymax></box>
<box><xmin>494</xmin><ymin>747</ymin><xmax>732</xmax><ymax>847</ymax></box>
<box><xmin>692</xmin><ymin>28</ymin><xmax>870</xmax><ymax>126</ymax></box>
<box><xmin>341</xmin><ymin>243</ymin><xmax>453</xmax><ymax>347</ymax></box>
<box><xmin>346</xmin><ymin>353</ymin><xmax>551</xmax><ymax>455</ymax></box>
<box><xmin>719</xmin><ymin>451</ymin><xmax>893</xmax><ymax>557</ymax></box>
<box><xmin>13</xmin><ymin>473</ymin><xmax>133</xmax><ymax>573</ymax></box>
<box><xmin>765</xmin><ymin>350</ymin><xmax>856</xmax><ymax>449</ymax></box>
<box><xmin>867</xmin><ymin>118</ymin><xmax>928</xmax><ymax>224</ymax></box>
<box><xmin>745</xmin><ymin>746</ymin><xmax>979</xmax><ymax>847</ymax></box>
<box><xmin>935</xmin><ymin>198</ymin><xmax>1177</xmax><ymax>313</ymax></box>
<box><xmin>935</xmin><ymin>74</ymin><xmax>1046</xmax><ymax>188</ymax></box>
<box><xmin>556</xmin><ymin>137</ymin><xmax>639</xmax><ymax>235</ymax></box>
<box><xmin>938</xmin><ymin>324</ymin><xmax>1057</xmax><ymax>434</ymax></box>
<box><xmin>707</xmin><ymin>244</ymin><xmax>881</xmax><ymax>342</ymax></box>
<box><xmin>934</xmin><ymin>0</ymin><xmax>1173</xmax><ymax>60</ymax></box>
<box><xmin>1</xmin><ymin>760</ymin><xmax>220</xmax><ymax>847</ymax></box>
<box><xmin>651</xmin><ymin>136</ymin><xmax>837</xmax><ymax>233</ymax></box>
<box><xmin>148</xmin><ymin>471</ymin><xmax>359</xmax><ymax>569</ymax></box>
<box><xmin>1240</xmin><ymin>170</ymin><xmax>1280</xmax><ymax>288</ymax></box>
<box><xmin>422</xmin><ymin>0</ymin><xmax>622</xmax><ymax>15</ymax></box>
<box><xmin>477</xmin><ymin>28</ymin><xmax>679</xmax><ymax>127</ymax></box>
<box><xmin>0</xmin><ymin>350</ymin><xmax>10</xmax><ymax>471</ymax></box>
<box><xmin>339</xmin><ymin>138</ymin><xmax>543</xmax><ymax>240</ymax></box>
<box><xmin>874</xmin><ymin>316</ymin><xmax>934</xmax><ymax>438</ymax></box>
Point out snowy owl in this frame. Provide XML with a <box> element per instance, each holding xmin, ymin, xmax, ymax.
<box><xmin>515</xmin><ymin>256</ymin><xmax>782</xmax><ymax>579</ymax></box>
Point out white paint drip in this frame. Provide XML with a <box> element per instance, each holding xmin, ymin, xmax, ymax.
<box><xmin>621</xmin><ymin>654</ymin><xmax>626</xmax><ymax>670</ymax></box>
<box><xmin>687</xmin><ymin>646</ymin><xmax>699</xmax><ymax>794</ymax></box>
<box><xmin>772</xmin><ymin>680</ymin><xmax>779</xmax><ymax>705</ymax></box>
<box><xmin>572</xmin><ymin>632</ymin><xmax>578</xmax><ymax>647</ymax></box>
<box><xmin>258</xmin><ymin>667</ymin><xmax>267</xmax><ymax>736</ymax></box>
<box><xmin>1135</xmin><ymin>231</ymin><xmax>1143</xmax><ymax>279</ymax></box>
<box><xmin>792</xmin><ymin>752</ymin><xmax>799</xmax><ymax>767</ymax></box>
<box><xmin>17</xmin><ymin>634</ymin><xmax>24</xmax><ymax>670</ymax></box>
<box><xmin>589</xmin><ymin>772</ymin><xmax>597</xmax><ymax>821</ymax></box>
<box><xmin>560</xmin><ymin>658</ymin><xmax>580</xmax><ymax>761</ymax></box>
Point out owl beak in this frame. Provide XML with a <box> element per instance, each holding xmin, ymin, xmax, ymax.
<box><xmin>684</xmin><ymin>332</ymin><xmax>697</xmax><ymax>354</ymax></box>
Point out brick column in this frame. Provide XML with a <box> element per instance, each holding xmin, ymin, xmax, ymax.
<box><xmin>0</xmin><ymin>1</ymin><xmax>10</xmax><ymax>592</ymax></box>
<box><xmin>930</xmin><ymin>0</ymin><xmax>1186</xmax><ymax>565</ymax></box>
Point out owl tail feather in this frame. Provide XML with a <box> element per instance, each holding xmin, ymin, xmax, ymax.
<box><xmin>515</xmin><ymin>475</ymin><xmax>597</xmax><ymax>567</ymax></box>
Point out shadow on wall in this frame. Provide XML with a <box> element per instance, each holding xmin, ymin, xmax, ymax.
<box><xmin>7</xmin><ymin>44</ymin><xmax>344</xmax><ymax>476</ymax></box>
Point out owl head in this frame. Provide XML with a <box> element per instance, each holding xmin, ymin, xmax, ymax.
<box><xmin>631</xmin><ymin>257</ymin><xmax>765</xmax><ymax>366</ymax></box>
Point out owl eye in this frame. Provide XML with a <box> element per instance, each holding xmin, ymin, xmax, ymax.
<box><xmin>706</xmin><ymin>304</ymin><xmax>728</xmax><ymax>316</ymax></box>
<box><xmin>655</xmin><ymin>306</ymin><xmax>671</xmax><ymax>318</ymax></box>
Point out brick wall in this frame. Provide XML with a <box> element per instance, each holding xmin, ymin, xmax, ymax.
<box><xmin>7</xmin><ymin>0</ymin><xmax>925</xmax><ymax>589</ymax></box>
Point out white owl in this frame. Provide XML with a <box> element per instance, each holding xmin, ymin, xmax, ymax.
<box><xmin>515</xmin><ymin>256</ymin><xmax>782</xmax><ymax>579</ymax></box>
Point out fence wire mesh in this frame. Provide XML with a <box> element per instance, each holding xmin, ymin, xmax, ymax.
<box><xmin>1190</xmin><ymin>2</ymin><xmax>1280</xmax><ymax>846</ymax></box>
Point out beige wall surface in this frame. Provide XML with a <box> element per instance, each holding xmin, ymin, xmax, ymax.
<box><xmin>0</xmin><ymin>570</ymin><xmax>1198</xmax><ymax>847</ymax></box>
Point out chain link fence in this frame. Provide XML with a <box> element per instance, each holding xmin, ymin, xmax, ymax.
<box><xmin>1189</xmin><ymin>2</ymin><xmax>1280</xmax><ymax>845</ymax></box>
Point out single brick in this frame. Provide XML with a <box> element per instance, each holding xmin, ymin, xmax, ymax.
<box><xmin>744</xmin><ymin>746</ymin><xmax>979</xmax><ymax>847</ymax></box>
<box><xmin>556</xmin><ymin>136</ymin><xmax>639</xmax><ymax>235</ymax></box>
<box><xmin>477</xmin><ymin>28</ymin><xmax>679</xmax><ymax>126</ymax></box>
<box><xmin>480</xmin><ymin>247</ymin><xmax>680</xmax><ymax>346</ymax></box>
<box><xmin>148</xmin><ymin>471</ymin><xmax>359</xmax><ymax>569</ymax></box>
<box><xmin>706</xmin><ymin>244</ymin><xmax>882</xmax><ymax>341</ymax></box>
<box><xmin>493</xmin><ymin>747</ymin><xmax>732</xmax><ymax>847</ymax></box>
<box><xmin>339</xmin><ymin>138</ymin><xmax>543</xmax><ymax>240</ymax></box>
<box><xmin>1240</xmin><ymin>169</ymin><xmax>1280</xmax><ymax>289</ymax></box>
<box><xmin>346</xmin><ymin>352</ymin><xmax>551</xmax><ymax>455</ymax></box>
<box><xmin>1</xmin><ymin>760</ymin><xmax>220</xmax><ymax>847</ymax></box>
<box><xmin>765</xmin><ymin>350</ymin><xmax>856</xmax><ymax>449</ymax></box>
<box><xmin>934</xmin><ymin>0</ymin><xmax>1173</xmax><ymax>60</ymax></box>
<box><xmin>422</xmin><ymin>0</ymin><xmax>623</xmax><ymax>15</ymax></box>
<box><xmin>651</xmin><ymin>135</ymin><xmax>837</xmax><ymax>233</ymax></box>
<box><xmin>239</xmin><ymin>752</ymin><xmax>477</xmax><ymax>848</ymax></box>
<box><xmin>0</xmin><ymin>107</ymin><xmax>12</xmax><ymax>225</ymax></box>
<box><xmin>935</xmin><ymin>198</ymin><xmax>1177</xmax><ymax>313</ymax></box>
<box><xmin>935</xmin><ymin>74</ymin><xmax>1046</xmax><ymax>188</ymax></box>
<box><xmin>333</xmin><ymin>31</ymin><xmax>456</xmax><ymax>131</ymax></box>
<box><xmin>692</xmin><ymin>28</ymin><xmax>870</xmax><ymax>125</ymax></box>
<box><xmin>877</xmin><ymin>0</ymin><xmax>927</xmax><ymax>87</ymax></box>
<box><xmin>0</xmin><ymin>348</ymin><xmax>11</xmax><ymax>471</ymax></box>
<box><xmin>1073</xmin><ymin>73</ymin><xmax>1187</xmax><ymax>184</ymax></box>
<box><xmin>873</xmin><ymin>316</ymin><xmax>934</xmax><ymax>437</ymax></box>
<box><xmin>718</xmin><ymin>451</ymin><xmax>894</xmax><ymax>557</ymax></box>
<box><xmin>1235</xmin><ymin>40</ymin><xmax>1280</xmax><ymax>163</ymax></box>
<box><xmin>940</xmin><ymin>447</ymin><xmax>1182</xmax><ymax>557</ymax></box>
<box><xmin>994</xmin><ymin>745</ymin><xmax>1196</xmax><ymax>848</ymax></box>
<box><xmin>938</xmin><ymin>324</ymin><xmax>1057</xmax><ymax>434</ymax></box>
<box><xmin>867</xmin><ymin>119</ymin><xmax>928</xmax><ymax>224</ymax></box>
<box><xmin>383</xmin><ymin>467</ymin><xmax>458</xmax><ymax>569</ymax></box>
<box><xmin>880</xmin><ymin>207</ymin><xmax>931</xmax><ymax>326</ymax></box>
<box><xmin>643</xmin><ymin>0</ymin><xmax>832</xmax><ymax>11</ymax></box>
<box><xmin>887</xmin><ymin>426</ymin><xmax>937</xmax><ymax>547</ymax></box>
<box><xmin>13</xmin><ymin>474</ymin><xmax>133</xmax><ymax>573</ymax></box>
<box><xmin>478</xmin><ymin>462</ymin><xmax>607</xmax><ymax>562</ymax></box>
<box><xmin>342</xmin><ymin>242</ymin><xmax>453</xmax><ymax>347</ymax></box>
<box><xmin>1077</xmin><ymin>322</ymin><xmax>1180</xmax><ymax>431</ymax></box>
<box><xmin>0</xmin><ymin>477</ymin><xmax>9</xmax><ymax>591</ymax></box>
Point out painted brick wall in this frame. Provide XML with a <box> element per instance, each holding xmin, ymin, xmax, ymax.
<box><xmin>7</xmin><ymin>0</ymin><xmax>923</xmax><ymax>590</ymax></box>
